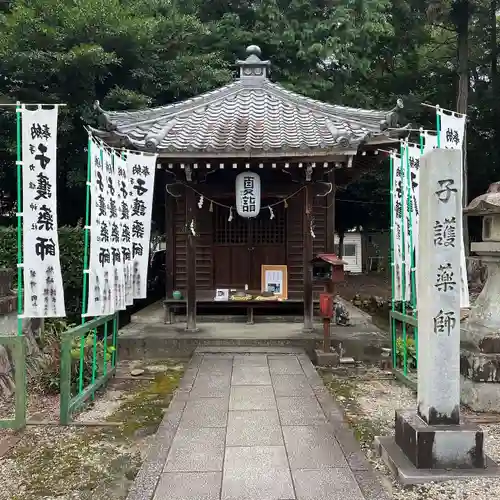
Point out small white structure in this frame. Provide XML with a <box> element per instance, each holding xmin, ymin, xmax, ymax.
<box><xmin>334</xmin><ymin>232</ymin><xmax>362</xmax><ymax>273</ymax></box>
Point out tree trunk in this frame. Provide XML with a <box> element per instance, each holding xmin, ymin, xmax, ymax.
<box><xmin>455</xmin><ymin>0</ymin><xmax>470</xmax><ymax>254</ymax></box>
<box><xmin>0</xmin><ymin>317</ymin><xmax>44</xmax><ymax>400</ymax></box>
<box><xmin>0</xmin><ymin>345</ymin><xmax>15</xmax><ymax>399</ymax></box>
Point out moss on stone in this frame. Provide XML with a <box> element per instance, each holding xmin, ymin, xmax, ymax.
<box><xmin>110</xmin><ymin>367</ymin><xmax>184</xmax><ymax>437</ymax></box>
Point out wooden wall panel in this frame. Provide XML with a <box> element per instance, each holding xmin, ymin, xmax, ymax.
<box><xmin>173</xmin><ymin>194</ymin><xmax>214</xmax><ymax>292</ymax></box>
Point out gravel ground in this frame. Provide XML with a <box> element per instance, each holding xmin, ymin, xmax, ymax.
<box><xmin>0</xmin><ymin>360</ymin><xmax>186</xmax><ymax>500</ymax></box>
<box><xmin>322</xmin><ymin>368</ymin><xmax>500</xmax><ymax>500</ymax></box>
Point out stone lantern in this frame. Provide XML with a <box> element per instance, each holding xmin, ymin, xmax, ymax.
<box><xmin>461</xmin><ymin>181</ymin><xmax>500</xmax><ymax>411</ymax></box>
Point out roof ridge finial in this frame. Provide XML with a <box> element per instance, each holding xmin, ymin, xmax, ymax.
<box><xmin>237</xmin><ymin>44</ymin><xmax>270</xmax><ymax>80</ymax></box>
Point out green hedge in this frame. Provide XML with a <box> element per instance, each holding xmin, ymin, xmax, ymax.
<box><xmin>0</xmin><ymin>226</ymin><xmax>85</xmax><ymax>315</ymax></box>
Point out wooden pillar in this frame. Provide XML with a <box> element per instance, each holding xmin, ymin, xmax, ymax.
<box><xmin>165</xmin><ymin>190</ymin><xmax>175</xmax><ymax>299</ymax></box>
<box><xmin>326</xmin><ymin>170</ymin><xmax>336</xmax><ymax>253</ymax></box>
<box><xmin>303</xmin><ymin>184</ymin><xmax>313</xmax><ymax>332</ymax></box>
<box><xmin>185</xmin><ymin>186</ymin><xmax>197</xmax><ymax>331</ymax></box>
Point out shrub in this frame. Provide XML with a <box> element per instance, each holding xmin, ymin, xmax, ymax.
<box><xmin>0</xmin><ymin>226</ymin><xmax>85</xmax><ymax>316</ymax></box>
<box><xmin>36</xmin><ymin>318</ymin><xmax>116</xmax><ymax>395</ymax></box>
<box><xmin>395</xmin><ymin>336</ymin><xmax>417</xmax><ymax>369</ymax></box>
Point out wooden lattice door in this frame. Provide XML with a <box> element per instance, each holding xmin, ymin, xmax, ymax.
<box><xmin>213</xmin><ymin>201</ymin><xmax>286</xmax><ymax>289</ymax></box>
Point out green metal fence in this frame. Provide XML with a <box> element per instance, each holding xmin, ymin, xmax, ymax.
<box><xmin>59</xmin><ymin>313</ymin><xmax>118</xmax><ymax>425</ymax></box>
<box><xmin>0</xmin><ymin>335</ymin><xmax>26</xmax><ymax>429</ymax></box>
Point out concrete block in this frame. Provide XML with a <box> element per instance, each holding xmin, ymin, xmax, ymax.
<box><xmin>315</xmin><ymin>349</ymin><xmax>339</xmax><ymax>367</ymax></box>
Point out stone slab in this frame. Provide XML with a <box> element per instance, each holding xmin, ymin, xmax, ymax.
<box><xmin>268</xmin><ymin>356</ymin><xmax>304</xmax><ymax>374</ymax></box>
<box><xmin>282</xmin><ymin>425</ymin><xmax>347</xmax><ymax>469</ymax></box>
<box><xmin>127</xmin><ymin>350</ymin><xmax>391</xmax><ymax>499</ymax></box>
<box><xmin>222</xmin><ymin>446</ymin><xmax>295</xmax><ymax>500</ymax></box>
<box><xmin>271</xmin><ymin>373</ymin><xmax>314</xmax><ymax>397</ymax></box>
<box><xmin>154</xmin><ymin>472</ymin><xmax>221</xmax><ymax>500</ymax></box>
<box><xmin>198</xmin><ymin>358</ymin><xmax>234</xmax><ymax>375</ymax></box>
<box><xmin>292</xmin><ymin>468</ymin><xmax>365</xmax><ymax>500</ymax></box>
<box><xmin>375</xmin><ymin>436</ymin><xmax>500</xmax><ymax>485</ymax></box>
<box><xmin>231</xmin><ymin>365</ymin><xmax>272</xmax><ymax>385</ymax></box>
<box><xmin>277</xmin><ymin>397</ymin><xmax>327</xmax><ymax>425</ymax></box>
<box><xmin>178</xmin><ymin>398</ymin><xmax>228</xmax><ymax>428</ymax></box>
<box><xmin>164</xmin><ymin>427</ymin><xmax>225</xmax><ymax>472</ymax></box>
<box><xmin>196</xmin><ymin>346</ymin><xmax>305</xmax><ymax>354</ymax></box>
<box><xmin>229</xmin><ymin>385</ymin><xmax>277</xmax><ymax>410</ymax></box>
<box><xmin>119</xmin><ymin>322</ymin><xmax>388</xmax><ymax>362</ymax></box>
<box><xmin>352</xmin><ymin>470</ymin><xmax>392</xmax><ymax>500</ymax></box>
<box><xmin>190</xmin><ymin>374</ymin><xmax>231</xmax><ymax>398</ymax></box>
<box><xmin>226</xmin><ymin>410</ymin><xmax>283</xmax><ymax>447</ymax></box>
<box><xmin>233</xmin><ymin>354</ymin><xmax>269</xmax><ymax>366</ymax></box>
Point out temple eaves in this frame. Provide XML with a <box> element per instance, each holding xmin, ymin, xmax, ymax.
<box><xmin>91</xmin><ymin>45</ymin><xmax>407</xmax><ymax>158</ymax></box>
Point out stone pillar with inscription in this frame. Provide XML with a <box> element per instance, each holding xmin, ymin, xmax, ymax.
<box><xmin>376</xmin><ymin>149</ymin><xmax>498</xmax><ymax>484</ymax></box>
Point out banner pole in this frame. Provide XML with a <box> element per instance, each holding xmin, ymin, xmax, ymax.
<box><xmin>400</xmin><ymin>141</ymin><xmax>407</xmax><ymax>376</ymax></box>
<box><xmin>81</xmin><ymin>135</ymin><xmax>92</xmax><ymax>324</ymax></box>
<box><xmin>406</xmin><ymin>142</ymin><xmax>418</xmax><ymax>367</ymax></box>
<box><xmin>16</xmin><ymin>102</ymin><xmax>23</xmax><ymax>337</ymax></box>
<box><xmin>389</xmin><ymin>154</ymin><xmax>397</xmax><ymax>368</ymax></box>
<box><xmin>436</xmin><ymin>105</ymin><xmax>442</xmax><ymax>148</ymax></box>
<box><xmin>78</xmin><ymin>135</ymin><xmax>92</xmax><ymax>393</ymax></box>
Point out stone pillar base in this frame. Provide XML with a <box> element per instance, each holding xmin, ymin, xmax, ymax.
<box><xmin>375</xmin><ymin>410</ymin><xmax>500</xmax><ymax>485</ymax></box>
<box><xmin>395</xmin><ymin>410</ymin><xmax>484</xmax><ymax>469</ymax></box>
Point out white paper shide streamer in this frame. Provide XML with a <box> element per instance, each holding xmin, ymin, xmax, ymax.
<box><xmin>127</xmin><ymin>153</ymin><xmax>158</xmax><ymax>299</ymax></box>
<box><xmin>437</xmin><ymin>109</ymin><xmax>470</xmax><ymax>308</ymax></box>
<box><xmin>22</xmin><ymin>106</ymin><xmax>66</xmax><ymax>317</ymax></box>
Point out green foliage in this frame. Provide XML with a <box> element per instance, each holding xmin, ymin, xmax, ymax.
<box><xmin>395</xmin><ymin>336</ymin><xmax>417</xmax><ymax>369</ymax></box>
<box><xmin>0</xmin><ymin>0</ymin><xmax>499</xmax><ymax>234</ymax></box>
<box><xmin>36</xmin><ymin>317</ymin><xmax>116</xmax><ymax>395</ymax></box>
<box><xmin>0</xmin><ymin>226</ymin><xmax>84</xmax><ymax>314</ymax></box>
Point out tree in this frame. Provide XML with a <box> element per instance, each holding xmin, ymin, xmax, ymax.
<box><xmin>0</xmin><ymin>0</ymin><xmax>232</xmax><ymax>225</ymax></box>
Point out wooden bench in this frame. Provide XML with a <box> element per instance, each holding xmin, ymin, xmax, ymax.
<box><xmin>163</xmin><ymin>291</ymin><xmax>305</xmax><ymax>325</ymax></box>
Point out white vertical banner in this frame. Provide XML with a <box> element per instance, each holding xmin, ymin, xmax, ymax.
<box><xmin>114</xmin><ymin>151</ymin><xmax>134</xmax><ymax>306</ymax></box>
<box><xmin>127</xmin><ymin>152</ymin><xmax>158</xmax><ymax>299</ymax></box>
<box><xmin>437</xmin><ymin>108</ymin><xmax>470</xmax><ymax>308</ymax></box>
<box><xmin>100</xmin><ymin>148</ymin><xmax>116</xmax><ymax>314</ymax></box>
<box><xmin>401</xmin><ymin>149</ymin><xmax>412</xmax><ymax>301</ymax></box>
<box><xmin>86</xmin><ymin>138</ymin><xmax>108</xmax><ymax>316</ymax></box>
<box><xmin>21</xmin><ymin>106</ymin><xmax>66</xmax><ymax>317</ymax></box>
<box><xmin>407</xmin><ymin>143</ymin><xmax>421</xmax><ymax>249</ymax></box>
<box><xmin>109</xmin><ymin>152</ymin><xmax>126</xmax><ymax>311</ymax></box>
<box><xmin>392</xmin><ymin>152</ymin><xmax>404</xmax><ymax>301</ymax></box>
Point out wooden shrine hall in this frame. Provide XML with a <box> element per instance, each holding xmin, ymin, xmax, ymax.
<box><xmin>92</xmin><ymin>45</ymin><xmax>406</xmax><ymax>331</ymax></box>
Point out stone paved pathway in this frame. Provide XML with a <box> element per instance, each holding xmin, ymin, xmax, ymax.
<box><xmin>126</xmin><ymin>347</ymin><xmax>389</xmax><ymax>500</ymax></box>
